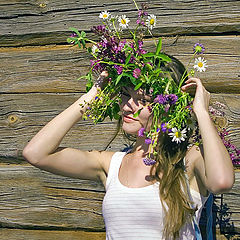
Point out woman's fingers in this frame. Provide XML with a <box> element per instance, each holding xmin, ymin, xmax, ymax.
<box><xmin>95</xmin><ymin>71</ymin><xmax>109</xmax><ymax>88</ymax></box>
<box><xmin>181</xmin><ymin>82</ymin><xmax>197</xmax><ymax>90</ymax></box>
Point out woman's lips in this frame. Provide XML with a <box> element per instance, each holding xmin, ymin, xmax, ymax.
<box><xmin>123</xmin><ymin>115</ymin><xmax>137</xmax><ymax>123</ymax></box>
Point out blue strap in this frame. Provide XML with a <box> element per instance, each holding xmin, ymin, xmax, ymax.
<box><xmin>193</xmin><ymin>219</ymin><xmax>202</xmax><ymax>240</ymax></box>
<box><xmin>206</xmin><ymin>193</ymin><xmax>214</xmax><ymax>240</ymax></box>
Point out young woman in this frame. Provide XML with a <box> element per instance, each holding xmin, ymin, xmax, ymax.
<box><xmin>23</xmin><ymin>59</ymin><xmax>235</xmax><ymax>239</ymax></box>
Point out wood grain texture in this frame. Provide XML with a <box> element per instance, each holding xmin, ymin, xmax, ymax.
<box><xmin>0</xmin><ymin>164</ymin><xmax>105</xmax><ymax>230</ymax></box>
<box><xmin>1</xmin><ymin>229</ymin><xmax>239</xmax><ymax>240</ymax></box>
<box><xmin>0</xmin><ymin>93</ymin><xmax>239</xmax><ymax>159</ymax></box>
<box><xmin>0</xmin><ymin>229</ymin><xmax>106</xmax><ymax>240</ymax></box>
<box><xmin>0</xmin><ymin>35</ymin><xmax>240</xmax><ymax>94</ymax></box>
<box><xmin>0</xmin><ymin>0</ymin><xmax>240</xmax><ymax>46</ymax></box>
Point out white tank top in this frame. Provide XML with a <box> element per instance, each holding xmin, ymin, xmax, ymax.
<box><xmin>102</xmin><ymin>152</ymin><xmax>208</xmax><ymax>240</ymax></box>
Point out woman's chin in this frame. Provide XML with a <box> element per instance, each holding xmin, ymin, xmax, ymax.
<box><xmin>122</xmin><ymin>123</ymin><xmax>138</xmax><ymax>136</ymax></box>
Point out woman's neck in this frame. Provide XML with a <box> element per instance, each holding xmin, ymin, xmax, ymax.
<box><xmin>131</xmin><ymin>137</ymin><xmax>153</xmax><ymax>159</ymax></box>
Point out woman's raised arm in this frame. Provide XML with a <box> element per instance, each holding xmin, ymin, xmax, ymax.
<box><xmin>181</xmin><ymin>77</ymin><xmax>235</xmax><ymax>194</ymax></box>
<box><xmin>23</xmin><ymin>71</ymin><xmax>113</xmax><ymax>182</ymax></box>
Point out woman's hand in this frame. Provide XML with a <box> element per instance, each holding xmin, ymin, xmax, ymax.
<box><xmin>181</xmin><ymin>77</ymin><xmax>210</xmax><ymax>115</ymax></box>
<box><xmin>94</xmin><ymin>70</ymin><xmax>109</xmax><ymax>89</ymax></box>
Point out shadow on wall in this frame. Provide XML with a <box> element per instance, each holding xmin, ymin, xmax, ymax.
<box><xmin>200</xmin><ymin>195</ymin><xmax>240</xmax><ymax>240</ymax></box>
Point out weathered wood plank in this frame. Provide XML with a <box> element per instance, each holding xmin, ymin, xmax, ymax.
<box><xmin>0</xmin><ymin>164</ymin><xmax>239</xmax><ymax>234</ymax></box>
<box><xmin>0</xmin><ymin>93</ymin><xmax>239</xmax><ymax>159</ymax></box>
<box><xmin>1</xmin><ymin>229</ymin><xmax>239</xmax><ymax>240</ymax></box>
<box><xmin>0</xmin><ymin>164</ymin><xmax>105</xmax><ymax>230</ymax></box>
<box><xmin>0</xmin><ymin>229</ymin><xmax>105</xmax><ymax>240</ymax></box>
<box><xmin>0</xmin><ymin>0</ymin><xmax>239</xmax><ymax>46</ymax></box>
<box><xmin>0</xmin><ymin>35</ymin><xmax>240</xmax><ymax>94</ymax></box>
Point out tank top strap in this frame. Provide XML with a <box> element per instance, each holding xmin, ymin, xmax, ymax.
<box><xmin>105</xmin><ymin>152</ymin><xmax>127</xmax><ymax>191</ymax></box>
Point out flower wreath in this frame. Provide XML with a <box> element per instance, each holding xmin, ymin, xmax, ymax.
<box><xmin>67</xmin><ymin>2</ymin><xmax>239</xmax><ymax>166</ymax></box>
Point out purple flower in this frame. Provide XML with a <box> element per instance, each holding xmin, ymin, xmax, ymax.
<box><xmin>114</xmin><ymin>65</ymin><xmax>123</xmax><ymax>74</ymax></box>
<box><xmin>133</xmin><ymin>68</ymin><xmax>141</xmax><ymax>78</ymax></box>
<box><xmin>138</xmin><ymin>128</ymin><xmax>145</xmax><ymax>137</ymax></box>
<box><xmin>91</xmin><ymin>25</ymin><xmax>107</xmax><ymax>36</ymax></box>
<box><xmin>161</xmin><ymin>123</ymin><xmax>167</xmax><ymax>133</ymax></box>
<box><xmin>143</xmin><ymin>157</ymin><xmax>156</xmax><ymax>166</ymax></box>
<box><xmin>166</xmin><ymin>94</ymin><xmax>178</xmax><ymax>105</ymax></box>
<box><xmin>154</xmin><ymin>94</ymin><xmax>167</xmax><ymax>104</ymax></box>
<box><xmin>236</xmin><ymin>150</ymin><xmax>240</xmax><ymax>156</ymax></box>
<box><xmin>193</xmin><ymin>43</ymin><xmax>205</xmax><ymax>55</ymax></box>
<box><xmin>138</xmin><ymin>10</ymin><xmax>148</xmax><ymax>17</ymax></box>
<box><xmin>137</xmin><ymin>41</ymin><xmax>147</xmax><ymax>54</ymax></box>
<box><xmin>69</xmin><ymin>33</ymin><xmax>77</xmax><ymax>38</ymax></box>
<box><xmin>145</xmin><ymin>138</ymin><xmax>152</xmax><ymax>144</ymax></box>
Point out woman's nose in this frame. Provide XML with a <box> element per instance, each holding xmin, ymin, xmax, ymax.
<box><xmin>122</xmin><ymin>97</ymin><xmax>137</xmax><ymax>112</ymax></box>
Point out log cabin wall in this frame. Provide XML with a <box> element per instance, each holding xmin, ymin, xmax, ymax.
<box><xmin>0</xmin><ymin>0</ymin><xmax>239</xmax><ymax>239</ymax></box>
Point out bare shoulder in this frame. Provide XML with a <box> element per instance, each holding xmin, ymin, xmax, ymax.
<box><xmin>97</xmin><ymin>150</ymin><xmax>115</xmax><ymax>174</ymax></box>
<box><xmin>93</xmin><ymin>150</ymin><xmax>115</xmax><ymax>187</ymax></box>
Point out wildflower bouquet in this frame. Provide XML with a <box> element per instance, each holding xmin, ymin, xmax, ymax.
<box><xmin>67</xmin><ymin>3</ymin><xmax>239</xmax><ymax>165</ymax></box>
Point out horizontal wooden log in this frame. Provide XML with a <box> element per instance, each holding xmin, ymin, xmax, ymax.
<box><xmin>0</xmin><ymin>93</ymin><xmax>239</xmax><ymax>159</ymax></box>
<box><xmin>0</xmin><ymin>165</ymin><xmax>105</xmax><ymax>230</ymax></box>
<box><xmin>1</xmin><ymin>229</ymin><xmax>239</xmax><ymax>240</ymax></box>
<box><xmin>0</xmin><ymin>0</ymin><xmax>240</xmax><ymax>46</ymax></box>
<box><xmin>0</xmin><ymin>164</ymin><xmax>239</xmax><ymax>233</ymax></box>
<box><xmin>0</xmin><ymin>35</ymin><xmax>240</xmax><ymax>94</ymax></box>
<box><xmin>0</xmin><ymin>229</ymin><xmax>106</xmax><ymax>240</ymax></box>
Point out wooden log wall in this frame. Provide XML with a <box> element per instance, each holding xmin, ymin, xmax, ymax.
<box><xmin>0</xmin><ymin>0</ymin><xmax>240</xmax><ymax>239</ymax></box>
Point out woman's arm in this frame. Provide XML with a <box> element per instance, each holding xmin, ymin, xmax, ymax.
<box><xmin>23</xmin><ymin>71</ymin><xmax>113</xmax><ymax>181</ymax></box>
<box><xmin>182</xmin><ymin>78</ymin><xmax>235</xmax><ymax>194</ymax></box>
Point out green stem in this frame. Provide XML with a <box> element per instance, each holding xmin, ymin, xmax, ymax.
<box><xmin>112</xmin><ymin>20</ymin><xmax>120</xmax><ymax>39</ymax></box>
<box><xmin>132</xmin><ymin>0</ymin><xmax>139</xmax><ymax>10</ymax></box>
<box><xmin>178</xmin><ymin>51</ymin><xmax>198</xmax><ymax>91</ymax></box>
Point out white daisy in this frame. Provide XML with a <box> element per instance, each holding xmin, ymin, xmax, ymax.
<box><xmin>91</xmin><ymin>45</ymin><xmax>98</xmax><ymax>55</ymax></box>
<box><xmin>193</xmin><ymin>57</ymin><xmax>208</xmax><ymax>72</ymax></box>
<box><xmin>118</xmin><ymin>15</ymin><xmax>130</xmax><ymax>29</ymax></box>
<box><xmin>168</xmin><ymin>127</ymin><xmax>187</xmax><ymax>144</ymax></box>
<box><xmin>146</xmin><ymin>14</ymin><xmax>156</xmax><ymax>30</ymax></box>
<box><xmin>99</xmin><ymin>11</ymin><xmax>111</xmax><ymax>20</ymax></box>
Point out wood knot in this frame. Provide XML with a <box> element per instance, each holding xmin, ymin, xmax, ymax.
<box><xmin>39</xmin><ymin>3</ymin><xmax>47</xmax><ymax>8</ymax></box>
<box><xmin>8</xmin><ymin>114</ymin><xmax>19</xmax><ymax>124</ymax></box>
<box><xmin>212</xmin><ymin>116</ymin><xmax>228</xmax><ymax>129</ymax></box>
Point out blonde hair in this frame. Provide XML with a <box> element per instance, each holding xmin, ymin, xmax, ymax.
<box><xmin>150</xmin><ymin>134</ymin><xmax>195</xmax><ymax>239</ymax></box>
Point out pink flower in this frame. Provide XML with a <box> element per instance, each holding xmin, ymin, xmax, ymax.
<box><xmin>133</xmin><ymin>68</ymin><xmax>141</xmax><ymax>78</ymax></box>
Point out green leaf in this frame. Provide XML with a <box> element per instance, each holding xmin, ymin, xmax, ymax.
<box><xmin>115</xmin><ymin>73</ymin><xmax>123</xmax><ymax>85</ymax></box>
<box><xmin>107</xmin><ymin>106</ymin><xmax>113</xmax><ymax>120</ymax></box>
<box><xmin>155</xmin><ymin>53</ymin><xmax>172</xmax><ymax>62</ymax></box>
<box><xmin>124</xmin><ymin>54</ymin><xmax>132</xmax><ymax>66</ymax></box>
<box><xmin>155</xmin><ymin>38</ymin><xmax>162</xmax><ymax>55</ymax></box>
<box><xmin>77</xmin><ymin>41</ymin><xmax>82</xmax><ymax>49</ymax></box>
<box><xmin>134</xmin><ymin>82</ymin><xmax>143</xmax><ymax>90</ymax></box>
<box><xmin>69</xmin><ymin>27</ymin><xmax>81</xmax><ymax>37</ymax></box>
<box><xmin>80</xmin><ymin>31</ymin><xmax>86</xmax><ymax>38</ymax></box>
<box><xmin>142</xmin><ymin>53</ymin><xmax>155</xmax><ymax>58</ymax></box>
<box><xmin>81</xmin><ymin>39</ymin><xmax>86</xmax><ymax>48</ymax></box>
<box><xmin>143</xmin><ymin>74</ymin><xmax>150</xmax><ymax>84</ymax></box>
<box><xmin>133</xmin><ymin>108</ymin><xmax>142</xmax><ymax>118</ymax></box>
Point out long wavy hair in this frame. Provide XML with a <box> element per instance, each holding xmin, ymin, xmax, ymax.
<box><xmin>151</xmin><ymin>55</ymin><xmax>196</xmax><ymax>239</ymax></box>
<box><xmin>105</xmin><ymin>55</ymin><xmax>196</xmax><ymax>240</ymax></box>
